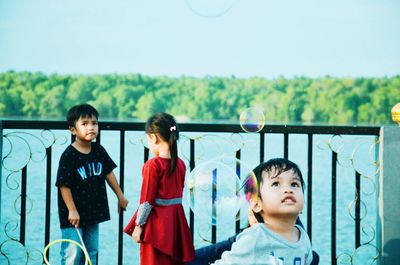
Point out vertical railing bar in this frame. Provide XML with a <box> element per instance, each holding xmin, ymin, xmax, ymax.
<box><xmin>97</xmin><ymin>130</ymin><xmax>101</xmax><ymax>144</ymax></box>
<box><xmin>211</xmin><ymin>169</ymin><xmax>217</xmax><ymax>244</ymax></box>
<box><xmin>20</xmin><ymin>166</ymin><xmax>27</xmax><ymax>245</ymax></box>
<box><xmin>118</xmin><ymin>130</ymin><xmax>125</xmax><ymax>265</ymax></box>
<box><xmin>44</xmin><ymin>147</ymin><xmax>52</xmax><ymax>260</ymax></box>
<box><xmin>283</xmin><ymin>133</ymin><xmax>289</xmax><ymax>159</ymax></box>
<box><xmin>332</xmin><ymin>151</ymin><xmax>337</xmax><ymax>265</ymax></box>
<box><xmin>189</xmin><ymin>139</ymin><xmax>195</xmax><ymax>238</ymax></box>
<box><xmin>96</xmin><ymin>132</ymin><xmax>101</xmax><ymax>265</ymax></box>
<box><xmin>307</xmin><ymin>133</ymin><xmax>313</xmax><ymax>241</ymax></box>
<box><xmin>0</xmin><ymin>120</ymin><xmax>3</xmax><ymax>223</ymax></box>
<box><xmin>235</xmin><ymin>150</ymin><xmax>241</xmax><ymax>234</ymax></box>
<box><xmin>355</xmin><ymin>171</ymin><xmax>361</xmax><ymax>248</ymax></box>
<box><xmin>260</xmin><ymin>133</ymin><xmax>265</xmax><ymax>163</ymax></box>
<box><xmin>144</xmin><ymin>147</ymin><xmax>149</xmax><ymax>162</ymax></box>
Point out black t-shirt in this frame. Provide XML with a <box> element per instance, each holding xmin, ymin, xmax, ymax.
<box><xmin>56</xmin><ymin>142</ymin><xmax>117</xmax><ymax>228</ymax></box>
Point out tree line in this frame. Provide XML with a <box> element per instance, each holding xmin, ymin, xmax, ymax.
<box><xmin>0</xmin><ymin>71</ymin><xmax>398</xmax><ymax>125</ymax></box>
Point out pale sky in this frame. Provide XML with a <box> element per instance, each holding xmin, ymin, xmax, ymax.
<box><xmin>0</xmin><ymin>0</ymin><xmax>399</xmax><ymax>78</ymax></box>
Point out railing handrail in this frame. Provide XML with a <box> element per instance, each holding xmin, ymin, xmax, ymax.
<box><xmin>1</xmin><ymin>119</ymin><xmax>380</xmax><ymax>135</ymax></box>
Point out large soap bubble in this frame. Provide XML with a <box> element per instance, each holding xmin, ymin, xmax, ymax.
<box><xmin>185</xmin><ymin>156</ymin><xmax>258</xmax><ymax>225</ymax></box>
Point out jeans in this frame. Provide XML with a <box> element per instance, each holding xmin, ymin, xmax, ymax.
<box><xmin>60</xmin><ymin>224</ymin><xmax>99</xmax><ymax>265</ymax></box>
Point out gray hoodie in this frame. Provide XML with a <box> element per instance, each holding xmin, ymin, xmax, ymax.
<box><xmin>212</xmin><ymin>223</ymin><xmax>313</xmax><ymax>265</ymax></box>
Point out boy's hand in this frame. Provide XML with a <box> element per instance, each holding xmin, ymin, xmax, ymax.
<box><xmin>132</xmin><ymin>225</ymin><xmax>143</xmax><ymax>243</ymax></box>
<box><xmin>105</xmin><ymin>172</ymin><xmax>129</xmax><ymax>213</ymax></box>
<box><xmin>68</xmin><ymin>210</ymin><xmax>80</xmax><ymax>228</ymax></box>
<box><xmin>118</xmin><ymin>195</ymin><xmax>129</xmax><ymax>213</ymax></box>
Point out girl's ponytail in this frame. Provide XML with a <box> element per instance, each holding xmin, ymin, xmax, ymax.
<box><xmin>168</xmin><ymin>125</ymin><xmax>178</xmax><ymax>176</ymax></box>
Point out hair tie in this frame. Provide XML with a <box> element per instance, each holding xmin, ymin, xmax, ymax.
<box><xmin>170</xmin><ymin>126</ymin><xmax>176</xmax><ymax>132</ymax></box>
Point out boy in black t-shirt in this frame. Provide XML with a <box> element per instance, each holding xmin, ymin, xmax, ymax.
<box><xmin>56</xmin><ymin>103</ymin><xmax>128</xmax><ymax>265</ymax></box>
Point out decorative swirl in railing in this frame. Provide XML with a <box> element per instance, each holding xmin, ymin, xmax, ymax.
<box><xmin>196</xmin><ymin>223</ymin><xmax>213</xmax><ymax>244</ymax></box>
<box><xmin>128</xmin><ymin>132</ymin><xmax>149</xmax><ymax>149</ymax></box>
<box><xmin>0</xmin><ymin>222</ymin><xmax>44</xmax><ymax>264</ymax></box>
<box><xmin>1</xmin><ymin>129</ymin><xmax>67</xmax><ymax>264</ymax></box>
<box><xmin>128</xmin><ymin>132</ymin><xmax>249</xmax><ymax>162</ymax></box>
<box><xmin>4</xmin><ymin>221</ymin><xmax>19</xmax><ymax>241</ymax></box>
<box><xmin>0</xmin><ymin>238</ymin><xmax>29</xmax><ymax>265</ymax></box>
<box><xmin>317</xmin><ymin>135</ymin><xmax>380</xmax><ymax>264</ymax></box>
<box><xmin>336</xmin><ymin>224</ymin><xmax>379</xmax><ymax>264</ymax></box>
<box><xmin>2</xmin><ymin>130</ymin><xmax>67</xmax><ymax>171</ymax></box>
<box><xmin>180</xmin><ymin>133</ymin><xmax>247</xmax><ymax>162</ymax></box>
<box><xmin>5</xmin><ymin>171</ymin><xmax>20</xmax><ymax>191</ymax></box>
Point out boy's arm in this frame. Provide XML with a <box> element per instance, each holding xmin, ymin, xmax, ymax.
<box><xmin>105</xmin><ymin>171</ymin><xmax>129</xmax><ymax>213</ymax></box>
<box><xmin>190</xmin><ymin>235</ymin><xmax>236</xmax><ymax>265</ymax></box>
<box><xmin>59</xmin><ymin>186</ymin><xmax>80</xmax><ymax>228</ymax></box>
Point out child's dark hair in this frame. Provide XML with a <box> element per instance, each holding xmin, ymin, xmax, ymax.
<box><xmin>67</xmin><ymin>104</ymin><xmax>99</xmax><ymax>128</ymax></box>
<box><xmin>145</xmin><ymin>112</ymin><xmax>179</xmax><ymax>175</ymax></box>
<box><xmin>246</xmin><ymin>158</ymin><xmax>305</xmax><ymax>223</ymax></box>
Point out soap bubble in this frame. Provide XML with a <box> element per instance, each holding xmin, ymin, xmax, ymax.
<box><xmin>239</xmin><ymin>107</ymin><xmax>265</xmax><ymax>133</ymax></box>
<box><xmin>185</xmin><ymin>156</ymin><xmax>258</xmax><ymax>225</ymax></box>
<box><xmin>185</xmin><ymin>0</ymin><xmax>238</xmax><ymax>18</ymax></box>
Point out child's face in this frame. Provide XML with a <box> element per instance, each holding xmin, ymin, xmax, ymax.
<box><xmin>254</xmin><ymin>169</ymin><xmax>304</xmax><ymax>220</ymax></box>
<box><xmin>70</xmin><ymin>115</ymin><xmax>99</xmax><ymax>142</ymax></box>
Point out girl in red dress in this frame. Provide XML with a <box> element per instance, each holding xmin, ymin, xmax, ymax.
<box><xmin>124</xmin><ymin>112</ymin><xmax>195</xmax><ymax>265</ymax></box>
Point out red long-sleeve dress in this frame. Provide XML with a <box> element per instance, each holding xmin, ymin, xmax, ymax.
<box><xmin>124</xmin><ymin>157</ymin><xmax>195</xmax><ymax>265</ymax></box>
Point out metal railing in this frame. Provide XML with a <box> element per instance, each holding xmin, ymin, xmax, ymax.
<box><xmin>0</xmin><ymin>120</ymin><xmax>380</xmax><ymax>265</ymax></box>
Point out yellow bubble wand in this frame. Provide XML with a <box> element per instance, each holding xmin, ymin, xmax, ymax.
<box><xmin>43</xmin><ymin>227</ymin><xmax>92</xmax><ymax>265</ymax></box>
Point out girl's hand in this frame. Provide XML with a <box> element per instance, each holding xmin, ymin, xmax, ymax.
<box><xmin>118</xmin><ymin>195</ymin><xmax>129</xmax><ymax>213</ymax></box>
<box><xmin>68</xmin><ymin>210</ymin><xmax>80</xmax><ymax>228</ymax></box>
<box><xmin>132</xmin><ymin>225</ymin><xmax>143</xmax><ymax>243</ymax></box>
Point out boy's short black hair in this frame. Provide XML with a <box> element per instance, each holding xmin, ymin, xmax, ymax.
<box><xmin>247</xmin><ymin>158</ymin><xmax>305</xmax><ymax>223</ymax></box>
<box><xmin>253</xmin><ymin>158</ymin><xmax>305</xmax><ymax>194</ymax></box>
<box><xmin>67</xmin><ymin>104</ymin><xmax>99</xmax><ymax>127</ymax></box>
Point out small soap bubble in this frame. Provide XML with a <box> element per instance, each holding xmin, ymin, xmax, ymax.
<box><xmin>239</xmin><ymin>107</ymin><xmax>265</xmax><ymax>133</ymax></box>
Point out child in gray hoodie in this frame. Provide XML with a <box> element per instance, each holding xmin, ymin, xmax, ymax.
<box><xmin>212</xmin><ymin>158</ymin><xmax>313</xmax><ymax>265</ymax></box>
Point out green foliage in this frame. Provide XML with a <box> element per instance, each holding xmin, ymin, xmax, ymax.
<box><xmin>0</xmin><ymin>71</ymin><xmax>398</xmax><ymax>125</ymax></box>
